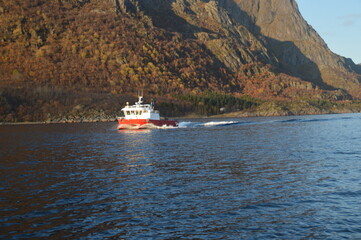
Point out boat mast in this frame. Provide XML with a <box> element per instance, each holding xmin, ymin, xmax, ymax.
<box><xmin>137</xmin><ymin>90</ymin><xmax>144</xmax><ymax>104</ymax></box>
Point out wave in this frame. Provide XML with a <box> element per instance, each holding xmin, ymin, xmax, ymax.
<box><xmin>203</xmin><ymin>121</ymin><xmax>239</xmax><ymax>127</ymax></box>
<box><xmin>278</xmin><ymin>116</ymin><xmax>355</xmax><ymax>124</ymax></box>
<box><xmin>178</xmin><ymin>120</ymin><xmax>246</xmax><ymax>128</ymax></box>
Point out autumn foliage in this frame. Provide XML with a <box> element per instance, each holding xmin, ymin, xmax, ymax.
<box><xmin>0</xmin><ymin>0</ymin><xmax>355</xmax><ymax>122</ymax></box>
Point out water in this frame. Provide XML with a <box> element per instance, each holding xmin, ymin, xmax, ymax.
<box><xmin>1</xmin><ymin>113</ymin><xmax>361</xmax><ymax>239</ymax></box>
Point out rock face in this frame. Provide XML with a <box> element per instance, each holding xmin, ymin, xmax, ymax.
<box><xmin>131</xmin><ymin>0</ymin><xmax>361</xmax><ymax>98</ymax></box>
<box><xmin>231</xmin><ymin>0</ymin><xmax>361</xmax><ymax>92</ymax></box>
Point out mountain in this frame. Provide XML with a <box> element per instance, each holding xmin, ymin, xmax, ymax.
<box><xmin>134</xmin><ymin>0</ymin><xmax>361</xmax><ymax>97</ymax></box>
<box><xmin>1</xmin><ymin>0</ymin><xmax>361</xmax><ymax>122</ymax></box>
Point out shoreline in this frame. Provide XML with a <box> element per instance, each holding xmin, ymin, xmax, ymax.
<box><xmin>2</xmin><ymin>109</ymin><xmax>361</xmax><ymax>126</ymax></box>
<box><xmin>211</xmin><ymin>109</ymin><xmax>360</xmax><ymax>118</ymax></box>
<box><xmin>0</xmin><ymin>118</ymin><xmax>117</xmax><ymax>126</ymax></box>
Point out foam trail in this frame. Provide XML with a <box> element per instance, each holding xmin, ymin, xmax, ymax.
<box><xmin>156</xmin><ymin>124</ymin><xmax>178</xmax><ymax>129</ymax></box>
<box><xmin>203</xmin><ymin>121</ymin><xmax>239</xmax><ymax>127</ymax></box>
<box><xmin>177</xmin><ymin>120</ymin><xmax>242</xmax><ymax>128</ymax></box>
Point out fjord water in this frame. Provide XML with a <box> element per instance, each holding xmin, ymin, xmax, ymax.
<box><xmin>1</xmin><ymin>114</ymin><xmax>361</xmax><ymax>239</ymax></box>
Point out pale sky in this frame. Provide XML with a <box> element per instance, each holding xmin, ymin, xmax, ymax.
<box><xmin>297</xmin><ymin>0</ymin><xmax>361</xmax><ymax>64</ymax></box>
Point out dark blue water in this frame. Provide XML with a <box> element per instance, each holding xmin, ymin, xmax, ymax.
<box><xmin>1</xmin><ymin>113</ymin><xmax>361</xmax><ymax>239</ymax></box>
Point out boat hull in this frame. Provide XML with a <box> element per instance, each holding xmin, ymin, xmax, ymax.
<box><xmin>117</xmin><ymin>118</ymin><xmax>178</xmax><ymax>129</ymax></box>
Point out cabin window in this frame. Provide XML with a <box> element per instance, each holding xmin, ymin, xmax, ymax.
<box><xmin>126</xmin><ymin>111</ymin><xmax>130</xmax><ymax>115</ymax></box>
<box><xmin>131</xmin><ymin>111</ymin><xmax>135</xmax><ymax>115</ymax></box>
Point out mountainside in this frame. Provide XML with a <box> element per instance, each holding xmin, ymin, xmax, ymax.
<box><xmin>230</xmin><ymin>0</ymin><xmax>361</xmax><ymax>95</ymax></box>
<box><xmin>136</xmin><ymin>0</ymin><xmax>361</xmax><ymax>96</ymax></box>
<box><xmin>1</xmin><ymin>0</ymin><xmax>361</xmax><ymax>122</ymax></box>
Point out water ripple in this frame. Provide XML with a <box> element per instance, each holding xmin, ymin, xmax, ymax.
<box><xmin>1</xmin><ymin>113</ymin><xmax>361</xmax><ymax>239</ymax></box>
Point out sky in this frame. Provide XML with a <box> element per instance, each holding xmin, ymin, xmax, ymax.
<box><xmin>297</xmin><ymin>0</ymin><xmax>361</xmax><ymax>64</ymax></box>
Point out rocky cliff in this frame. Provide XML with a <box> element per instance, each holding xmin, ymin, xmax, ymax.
<box><xmin>232</xmin><ymin>0</ymin><xmax>361</xmax><ymax>95</ymax></box>
<box><xmin>133</xmin><ymin>0</ymin><xmax>361</xmax><ymax>97</ymax></box>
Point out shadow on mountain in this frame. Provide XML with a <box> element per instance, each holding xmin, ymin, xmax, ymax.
<box><xmin>265</xmin><ymin>38</ymin><xmax>339</xmax><ymax>90</ymax></box>
<box><xmin>218</xmin><ymin>0</ymin><xmax>338</xmax><ymax>90</ymax></box>
<box><xmin>357</xmin><ymin>64</ymin><xmax>361</xmax><ymax>72</ymax></box>
<box><xmin>351</xmin><ymin>61</ymin><xmax>361</xmax><ymax>76</ymax></box>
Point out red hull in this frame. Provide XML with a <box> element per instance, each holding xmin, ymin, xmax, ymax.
<box><xmin>117</xmin><ymin>118</ymin><xmax>178</xmax><ymax>129</ymax></box>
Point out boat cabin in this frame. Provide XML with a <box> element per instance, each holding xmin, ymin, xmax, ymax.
<box><xmin>120</xmin><ymin>96</ymin><xmax>160</xmax><ymax>120</ymax></box>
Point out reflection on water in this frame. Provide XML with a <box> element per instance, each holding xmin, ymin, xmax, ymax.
<box><xmin>1</xmin><ymin>114</ymin><xmax>361</xmax><ymax>239</ymax></box>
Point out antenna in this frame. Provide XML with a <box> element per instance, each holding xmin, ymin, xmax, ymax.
<box><xmin>137</xmin><ymin>89</ymin><xmax>144</xmax><ymax>104</ymax></box>
<box><xmin>137</xmin><ymin>89</ymin><xmax>144</xmax><ymax>98</ymax></box>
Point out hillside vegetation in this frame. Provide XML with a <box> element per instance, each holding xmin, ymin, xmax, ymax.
<box><xmin>1</xmin><ymin>0</ymin><xmax>360</xmax><ymax>122</ymax></box>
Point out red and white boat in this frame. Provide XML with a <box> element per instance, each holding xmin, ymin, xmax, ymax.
<box><xmin>117</xmin><ymin>96</ymin><xmax>178</xmax><ymax>129</ymax></box>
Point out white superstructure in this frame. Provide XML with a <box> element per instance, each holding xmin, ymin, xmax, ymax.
<box><xmin>120</xmin><ymin>96</ymin><xmax>160</xmax><ymax>120</ymax></box>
